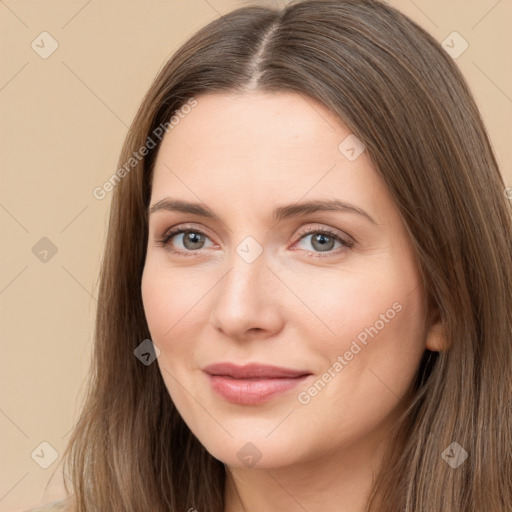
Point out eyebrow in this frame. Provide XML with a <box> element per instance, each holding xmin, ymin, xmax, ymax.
<box><xmin>148</xmin><ymin>198</ymin><xmax>378</xmax><ymax>225</ymax></box>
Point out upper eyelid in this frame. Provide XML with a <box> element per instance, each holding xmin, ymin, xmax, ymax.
<box><xmin>159</xmin><ymin>223</ymin><xmax>216</xmax><ymax>242</ymax></box>
<box><xmin>158</xmin><ymin>222</ymin><xmax>347</xmax><ymax>238</ymax></box>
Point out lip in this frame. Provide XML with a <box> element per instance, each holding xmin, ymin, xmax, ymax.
<box><xmin>203</xmin><ymin>362</ymin><xmax>312</xmax><ymax>405</ymax></box>
<box><xmin>203</xmin><ymin>362</ymin><xmax>311</xmax><ymax>379</ymax></box>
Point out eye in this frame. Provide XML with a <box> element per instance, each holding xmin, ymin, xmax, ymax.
<box><xmin>292</xmin><ymin>225</ymin><xmax>354</xmax><ymax>258</ymax></box>
<box><xmin>155</xmin><ymin>224</ymin><xmax>214</xmax><ymax>257</ymax></box>
<box><xmin>155</xmin><ymin>223</ymin><xmax>354</xmax><ymax>258</ymax></box>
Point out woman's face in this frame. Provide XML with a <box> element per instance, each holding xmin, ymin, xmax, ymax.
<box><xmin>141</xmin><ymin>91</ymin><xmax>440</xmax><ymax>469</ymax></box>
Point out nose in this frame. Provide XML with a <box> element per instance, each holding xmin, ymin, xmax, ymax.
<box><xmin>209</xmin><ymin>246</ymin><xmax>284</xmax><ymax>341</ymax></box>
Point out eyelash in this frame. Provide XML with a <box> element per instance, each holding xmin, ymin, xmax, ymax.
<box><xmin>155</xmin><ymin>223</ymin><xmax>355</xmax><ymax>259</ymax></box>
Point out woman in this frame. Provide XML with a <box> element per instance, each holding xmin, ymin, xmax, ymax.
<box><xmin>27</xmin><ymin>0</ymin><xmax>512</xmax><ymax>510</ymax></box>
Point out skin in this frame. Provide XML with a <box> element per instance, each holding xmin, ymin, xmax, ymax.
<box><xmin>141</xmin><ymin>91</ymin><xmax>445</xmax><ymax>512</ymax></box>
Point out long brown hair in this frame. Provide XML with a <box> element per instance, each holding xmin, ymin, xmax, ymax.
<box><xmin>60</xmin><ymin>0</ymin><xmax>512</xmax><ymax>510</ymax></box>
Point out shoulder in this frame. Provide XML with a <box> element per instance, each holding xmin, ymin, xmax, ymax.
<box><xmin>22</xmin><ymin>499</ymin><xmax>70</xmax><ymax>512</ymax></box>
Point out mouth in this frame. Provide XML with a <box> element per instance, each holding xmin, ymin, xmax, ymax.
<box><xmin>202</xmin><ymin>362</ymin><xmax>313</xmax><ymax>405</ymax></box>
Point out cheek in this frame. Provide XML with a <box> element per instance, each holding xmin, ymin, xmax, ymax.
<box><xmin>141</xmin><ymin>270</ymin><xmax>174</xmax><ymax>345</ymax></box>
<box><xmin>289</xmin><ymin>248</ymin><xmax>426</xmax><ymax>379</ymax></box>
<box><xmin>141</xmin><ymin>264</ymin><xmax>197</xmax><ymax>398</ymax></box>
<box><xmin>140</xmin><ymin>261</ymin><xmax>232</xmax><ymax>449</ymax></box>
<box><xmin>303</xmin><ymin>264</ymin><xmax>427</xmax><ymax>408</ymax></box>
<box><xmin>290</xmin><ymin>276</ymin><xmax>426</xmax><ymax>454</ymax></box>
<box><xmin>141</xmin><ymin>263</ymin><xmax>203</xmax><ymax>409</ymax></box>
<box><xmin>141</xmin><ymin>260</ymin><xmax>208</xmax><ymax>343</ymax></box>
<box><xmin>140</xmin><ymin>259</ymin><xmax>224</xmax><ymax>405</ymax></box>
<box><xmin>276</xmin><ymin>261</ymin><xmax>414</xmax><ymax>351</ymax></box>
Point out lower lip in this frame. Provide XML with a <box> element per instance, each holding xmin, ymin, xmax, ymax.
<box><xmin>206</xmin><ymin>374</ymin><xmax>310</xmax><ymax>405</ymax></box>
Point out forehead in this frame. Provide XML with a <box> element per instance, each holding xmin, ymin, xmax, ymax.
<box><xmin>150</xmin><ymin>91</ymin><xmax>393</xmax><ymax>224</ymax></box>
<box><xmin>157</xmin><ymin>91</ymin><xmax>349</xmax><ymax>163</ymax></box>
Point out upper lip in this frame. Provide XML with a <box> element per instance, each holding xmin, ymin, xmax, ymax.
<box><xmin>203</xmin><ymin>362</ymin><xmax>312</xmax><ymax>379</ymax></box>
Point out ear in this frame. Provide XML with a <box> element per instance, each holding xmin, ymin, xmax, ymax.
<box><xmin>425</xmin><ymin>309</ymin><xmax>447</xmax><ymax>352</ymax></box>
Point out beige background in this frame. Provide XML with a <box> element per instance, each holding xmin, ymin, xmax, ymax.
<box><xmin>1</xmin><ymin>0</ymin><xmax>511</xmax><ymax>510</ymax></box>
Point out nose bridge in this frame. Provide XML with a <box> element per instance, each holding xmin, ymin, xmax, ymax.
<box><xmin>220</xmin><ymin>229</ymin><xmax>269</xmax><ymax>299</ymax></box>
<box><xmin>210</xmin><ymin>235</ymin><xmax>283</xmax><ymax>337</ymax></box>
<box><xmin>219</xmin><ymin>243</ymin><xmax>269</xmax><ymax>312</ymax></box>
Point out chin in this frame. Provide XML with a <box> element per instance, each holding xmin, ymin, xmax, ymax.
<box><xmin>197</xmin><ymin>432</ymin><xmax>308</xmax><ymax>470</ymax></box>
